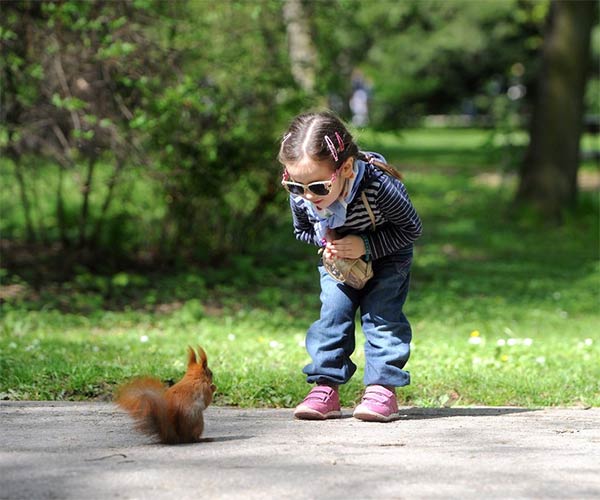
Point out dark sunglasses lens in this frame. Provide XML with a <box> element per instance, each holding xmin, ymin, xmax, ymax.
<box><xmin>286</xmin><ymin>183</ymin><xmax>305</xmax><ymax>195</ymax></box>
<box><xmin>309</xmin><ymin>183</ymin><xmax>330</xmax><ymax>196</ymax></box>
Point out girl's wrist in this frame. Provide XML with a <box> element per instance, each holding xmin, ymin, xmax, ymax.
<box><xmin>361</xmin><ymin>234</ymin><xmax>372</xmax><ymax>261</ymax></box>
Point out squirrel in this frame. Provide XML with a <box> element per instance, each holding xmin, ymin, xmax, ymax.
<box><xmin>115</xmin><ymin>345</ymin><xmax>216</xmax><ymax>444</ymax></box>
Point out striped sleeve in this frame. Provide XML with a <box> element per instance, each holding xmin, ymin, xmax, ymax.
<box><xmin>366</xmin><ymin>176</ymin><xmax>422</xmax><ymax>260</ymax></box>
<box><xmin>290</xmin><ymin>197</ymin><xmax>320</xmax><ymax>246</ymax></box>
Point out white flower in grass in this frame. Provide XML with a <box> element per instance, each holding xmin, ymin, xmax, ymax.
<box><xmin>507</xmin><ymin>338</ymin><xmax>518</xmax><ymax>346</ymax></box>
<box><xmin>269</xmin><ymin>340</ymin><xmax>283</xmax><ymax>349</ymax></box>
<box><xmin>140</xmin><ymin>335</ymin><xmax>149</xmax><ymax>343</ymax></box>
<box><xmin>497</xmin><ymin>339</ymin><xmax>506</xmax><ymax>347</ymax></box>
<box><xmin>535</xmin><ymin>356</ymin><xmax>546</xmax><ymax>365</ymax></box>
<box><xmin>469</xmin><ymin>330</ymin><xmax>482</xmax><ymax>345</ymax></box>
<box><xmin>523</xmin><ymin>338</ymin><xmax>533</xmax><ymax>346</ymax></box>
<box><xmin>584</xmin><ymin>338</ymin><xmax>593</xmax><ymax>346</ymax></box>
<box><xmin>228</xmin><ymin>333</ymin><xmax>236</xmax><ymax>341</ymax></box>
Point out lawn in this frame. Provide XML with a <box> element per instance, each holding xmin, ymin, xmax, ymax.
<box><xmin>1</xmin><ymin>128</ymin><xmax>598</xmax><ymax>407</ymax></box>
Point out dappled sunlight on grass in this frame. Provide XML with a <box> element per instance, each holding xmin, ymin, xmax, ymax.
<box><xmin>359</xmin><ymin>128</ymin><xmax>521</xmax><ymax>171</ymax></box>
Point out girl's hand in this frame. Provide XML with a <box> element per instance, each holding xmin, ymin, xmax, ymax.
<box><xmin>322</xmin><ymin>229</ymin><xmax>338</xmax><ymax>260</ymax></box>
<box><xmin>324</xmin><ymin>235</ymin><xmax>365</xmax><ymax>260</ymax></box>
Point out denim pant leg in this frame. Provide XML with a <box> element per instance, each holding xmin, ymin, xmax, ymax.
<box><xmin>360</xmin><ymin>256</ymin><xmax>413</xmax><ymax>387</ymax></box>
<box><xmin>303</xmin><ymin>265</ymin><xmax>360</xmax><ymax>385</ymax></box>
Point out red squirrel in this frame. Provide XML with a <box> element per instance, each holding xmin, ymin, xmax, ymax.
<box><xmin>115</xmin><ymin>346</ymin><xmax>216</xmax><ymax>444</ymax></box>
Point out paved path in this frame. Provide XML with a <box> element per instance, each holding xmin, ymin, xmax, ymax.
<box><xmin>1</xmin><ymin>402</ymin><xmax>598</xmax><ymax>499</ymax></box>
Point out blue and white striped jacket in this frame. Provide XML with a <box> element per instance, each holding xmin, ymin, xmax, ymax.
<box><xmin>290</xmin><ymin>159</ymin><xmax>422</xmax><ymax>260</ymax></box>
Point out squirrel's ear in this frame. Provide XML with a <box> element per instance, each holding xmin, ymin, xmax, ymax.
<box><xmin>187</xmin><ymin>346</ymin><xmax>197</xmax><ymax>367</ymax></box>
<box><xmin>196</xmin><ymin>346</ymin><xmax>208</xmax><ymax>369</ymax></box>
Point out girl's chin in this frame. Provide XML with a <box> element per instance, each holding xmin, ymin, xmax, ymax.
<box><xmin>314</xmin><ymin>201</ymin><xmax>332</xmax><ymax>209</ymax></box>
<box><xmin>310</xmin><ymin>195</ymin><xmax>339</xmax><ymax>209</ymax></box>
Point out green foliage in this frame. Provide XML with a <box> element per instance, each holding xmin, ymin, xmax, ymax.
<box><xmin>0</xmin><ymin>0</ymin><xmax>304</xmax><ymax>262</ymax></box>
<box><xmin>312</xmin><ymin>0</ymin><xmax>551</xmax><ymax>126</ymax></box>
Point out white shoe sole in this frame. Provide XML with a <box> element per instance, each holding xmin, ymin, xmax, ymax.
<box><xmin>353</xmin><ymin>406</ymin><xmax>399</xmax><ymax>422</ymax></box>
<box><xmin>294</xmin><ymin>404</ymin><xmax>342</xmax><ymax>420</ymax></box>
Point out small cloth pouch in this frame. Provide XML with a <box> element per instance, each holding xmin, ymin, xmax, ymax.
<box><xmin>321</xmin><ymin>192</ymin><xmax>376</xmax><ymax>289</ymax></box>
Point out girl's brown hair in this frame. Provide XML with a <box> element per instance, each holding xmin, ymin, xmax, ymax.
<box><xmin>278</xmin><ymin>111</ymin><xmax>402</xmax><ymax>180</ymax></box>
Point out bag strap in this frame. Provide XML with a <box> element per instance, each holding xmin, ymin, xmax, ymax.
<box><xmin>360</xmin><ymin>191</ymin><xmax>376</xmax><ymax>231</ymax></box>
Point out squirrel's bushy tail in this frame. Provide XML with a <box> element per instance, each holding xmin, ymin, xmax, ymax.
<box><xmin>115</xmin><ymin>377</ymin><xmax>178</xmax><ymax>444</ymax></box>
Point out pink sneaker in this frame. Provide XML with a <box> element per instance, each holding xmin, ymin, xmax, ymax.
<box><xmin>294</xmin><ymin>385</ymin><xmax>342</xmax><ymax>420</ymax></box>
<box><xmin>353</xmin><ymin>385</ymin><xmax>399</xmax><ymax>422</ymax></box>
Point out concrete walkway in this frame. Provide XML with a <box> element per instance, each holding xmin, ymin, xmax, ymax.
<box><xmin>1</xmin><ymin>402</ymin><xmax>598</xmax><ymax>499</ymax></box>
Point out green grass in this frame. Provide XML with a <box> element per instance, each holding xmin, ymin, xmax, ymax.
<box><xmin>1</xmin><ymin>127</ymin><xmax>599</xmax><ymax>407</ymax></box>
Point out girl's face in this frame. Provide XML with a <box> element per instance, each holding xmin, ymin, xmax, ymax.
<box><xmin>284</xmin><ymin>156</ymin><xmax>354</xmax><ymax>210</ymax></box>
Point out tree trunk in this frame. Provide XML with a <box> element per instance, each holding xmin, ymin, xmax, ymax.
<box><xmin>55</xmin><ymin>160</ymin><xmax>70</xmax><ymax>247</ymax></box>
<box><xmin>91</xmin><ymin>153</ymin><xmax>125</xmax><ymax>246</ymax></box>
<box><xmin>282</xmin><ymin>0</ymin><xmax>317</xmax><ymax>94</ymax></box>
<box><xmin>78</xmin><ymin>154</ymin><xmax>97</xmax><ymax>248</ymax></box>
<box><xmin>12</xmin><ymin>157</ymin><xmax>37</xmax><ymax>243</ymax></box>
<box><xmin>516</xmin><ymin>0</ymin><xmax>597</xmax><ymax>220</ymax></box>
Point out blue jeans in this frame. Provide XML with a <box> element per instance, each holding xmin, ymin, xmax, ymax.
<box><xmin>303</xmin><ymin>254</ymin><xmax>413</xmax><ymax>387</ymax></box>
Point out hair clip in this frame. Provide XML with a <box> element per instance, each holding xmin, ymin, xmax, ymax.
<box><xmin>282</xmin><ymin>132</ymin><xmax>292</xmax><ymax>144</ymax></box>
<box><xmin>334</xmin><ymin>132</ymin><xmax>344</xmax><ymax>151</ymax></box>
<box><xmin>324</xmin><ymin>135</ymin><xmax>339</xmax><ymax>162</ymax></box>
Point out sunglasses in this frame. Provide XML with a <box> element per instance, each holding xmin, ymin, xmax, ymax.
<box><xmin>281</xmin><ymin>168</ymin><xmax>340</xmax><ymax>197</ymax></box>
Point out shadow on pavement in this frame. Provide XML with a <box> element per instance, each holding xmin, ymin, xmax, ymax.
<box><xmin>398</xmin><ymin>407</ymin><xmax>537</xmax><ymax>419</ymax></box>
<box><xmin>198</xmin><ymin>435</ymin><xmax>254</xmax><ymax>443</ymax></box>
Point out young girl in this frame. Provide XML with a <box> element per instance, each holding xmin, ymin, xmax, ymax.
<box><xmin>278</xmin><ymin>111</ymin><xmax>422</xmax><ymax>422</ymax></box>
